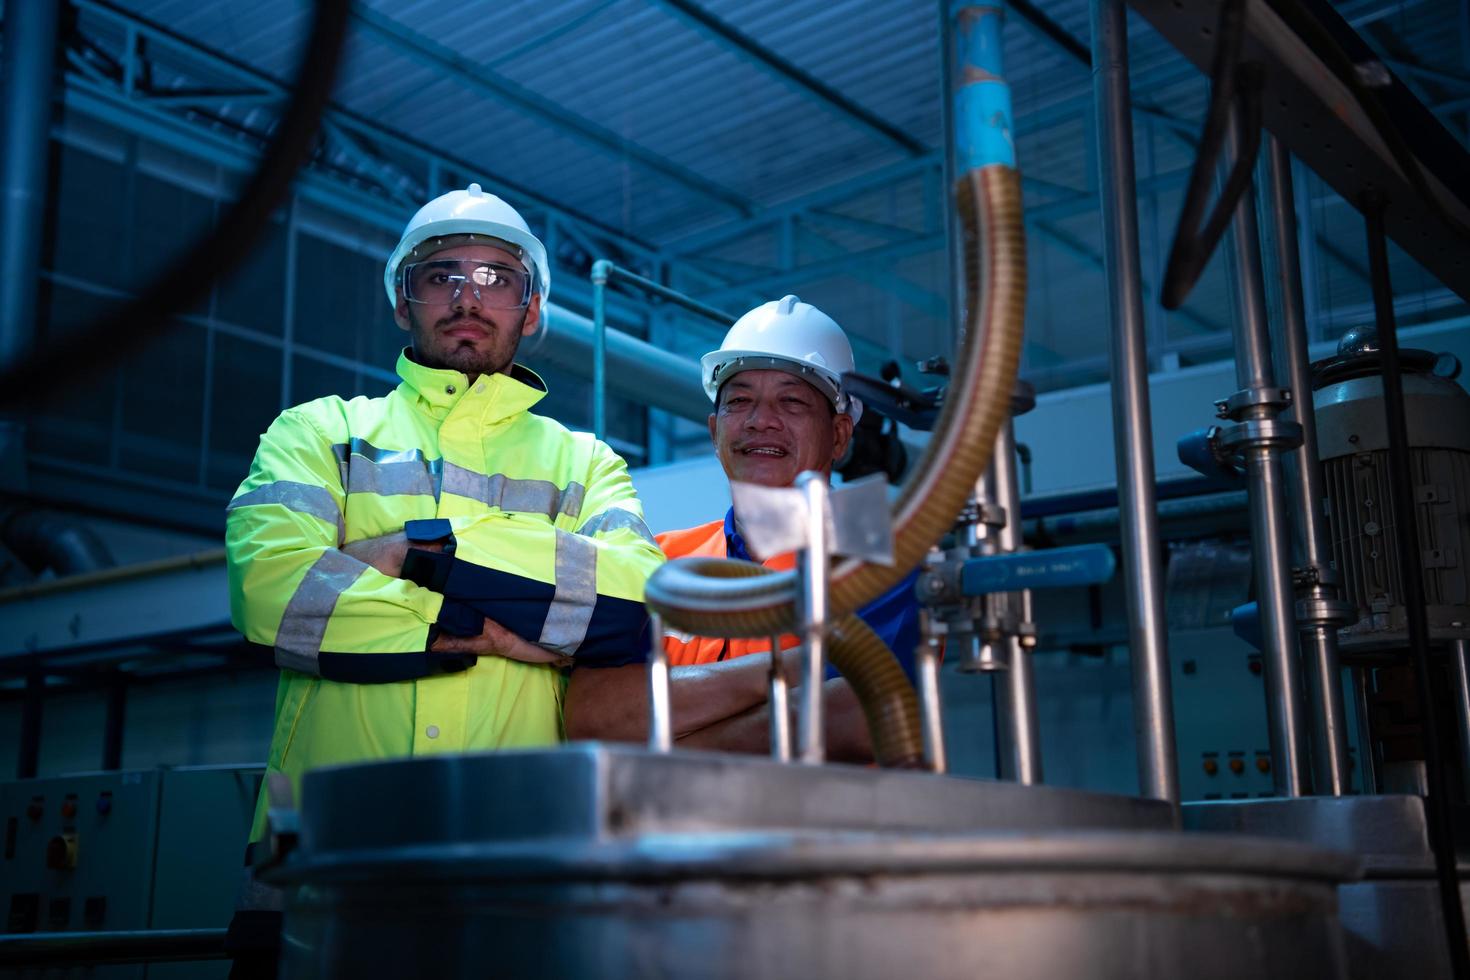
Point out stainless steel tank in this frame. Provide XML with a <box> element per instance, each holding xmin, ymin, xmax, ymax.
<box><xmin>267</xmin><ymin>747</ymin><xmax>1355</xmax><ymax>980</ymax></box>
<box><xmin>1313</xmin><ymin>330</ymin><xmax>1470</xmax><ymax>650</ymax></box>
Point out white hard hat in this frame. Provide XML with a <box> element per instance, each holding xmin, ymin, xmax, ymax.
<box><xmin>382</xmin><ymin>183</ymin><xmax>550</xmax><ymax>308</ymax></box>
<box><xmin>700</xmin><ymin>295</ymin><xmax>862</xmax><ymax>422</ymax></box>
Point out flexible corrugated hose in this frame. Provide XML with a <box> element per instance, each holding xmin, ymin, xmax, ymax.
<box><xmin>828</xmin><ymin>614</ymin><xmax>926</xmax><ymax>769</ymax></box>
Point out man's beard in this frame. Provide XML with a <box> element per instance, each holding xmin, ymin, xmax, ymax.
<box><xmin>408</xmin><ymin>306</ymin><xmax>529</xmax><ymax>377</ymax></box>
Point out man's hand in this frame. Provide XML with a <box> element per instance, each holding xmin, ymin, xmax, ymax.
<box><xmin>432</xmin><ymin>616</ymin><xmax>572</xmax><ymax>668</ymax></box>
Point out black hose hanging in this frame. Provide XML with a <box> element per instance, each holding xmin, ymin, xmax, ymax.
<box><xmin>0</xmin><ymin>0</ymin><xmax>351</xmax><ymax>408</ymax></box>
<box><xmin>1363</xmin><ymin>190</ymin><xmax>1470</xmax><ymax>980</ymax></box>
<box><xmin>1160</xmin><ymin>0</ymin><xmax>1264</xmax><ymax>310</ymax></box>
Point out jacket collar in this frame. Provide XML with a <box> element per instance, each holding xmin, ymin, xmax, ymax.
<box><xmin>395</xmin><ymin>349</ymin><xmax>547</xmax><ymax>422</ymax></box>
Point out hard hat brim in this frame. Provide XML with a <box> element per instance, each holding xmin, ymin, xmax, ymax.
<box><xmin>701</xmin><ymin>351</ymin><xmax>862</xmax><ymax>423</ymax></box>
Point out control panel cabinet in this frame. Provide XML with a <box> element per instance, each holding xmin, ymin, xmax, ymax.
<box><xmin>1</xmin><ymin>766</ymin><xmax>262</xmax><ymax>978</ymax></box>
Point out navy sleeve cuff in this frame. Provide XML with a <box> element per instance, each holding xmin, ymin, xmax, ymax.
<box><xmin>433</xmin><ymin>599</ymin><xmax>484</xmax><ymax>639</ymax></box>
<box><xmin>402</xmin><ymin>548</ymin><xmax>454</xmax><ymax>592</ymax></box>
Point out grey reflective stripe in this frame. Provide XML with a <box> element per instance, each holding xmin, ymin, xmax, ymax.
<box><xmin>332</xmin><ymin>439</ymin><xmax>442</xmax><ymax>500</ymax></box>
<box><xmin>538</xmin><ymin>530</ymin><xmax>598</xmax><ymax>655</ymax></box>
<box><xmin>273</xmin><ymin>550</ymin><xmax>367</xmax><ymax>672</ymax></box>
<box><xmin>441</xmin><ymin>462</ymin><xmax>586</xmax><ymax>522</ymax></box>
<box><xmin>228</xmin><ymin>481</ymin><xmax>345</xmax><ymax>545</ymax></box>
<box><xmin>576</xmin><ymin>507</ymin><xmax>656</xmax><ymax>547</ymax></box>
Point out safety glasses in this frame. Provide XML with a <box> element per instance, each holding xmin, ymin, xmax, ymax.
<box><xmin>401</xmin><ymin>259</ymin><xmax>532</xmax><ymax>309</ymax></box>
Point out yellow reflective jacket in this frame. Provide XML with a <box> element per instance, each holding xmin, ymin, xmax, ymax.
<box><xmin>226</xmin><ymin>352</ymin><xmax>663</xmax><ymax>839</ymax></box>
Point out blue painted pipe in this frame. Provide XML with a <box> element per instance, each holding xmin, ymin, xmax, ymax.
<box><xmin>954</xmin><ymin>4</ymin><xmax>1016</xmax><ymax>170</ymax></box>
<box><xmin>960</xmin><ymin>543</ymin><xmax>1116</xmax><ymax>595</ymax></box>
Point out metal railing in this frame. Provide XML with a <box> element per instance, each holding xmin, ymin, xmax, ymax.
<box><xmin>589</xmin><ymin>260</ymin><xmax>736</xmax><ymax>439</ymax></box>
<box><xmin>0</xmin><ymin>928</ymin><xmax>229</xmax><ymax>967</ymax></box>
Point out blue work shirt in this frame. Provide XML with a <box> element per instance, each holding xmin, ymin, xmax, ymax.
<box><xmin>723</xmin><ymin>507</ymin><xmax>922</xmax><ymax>682</ymax></box>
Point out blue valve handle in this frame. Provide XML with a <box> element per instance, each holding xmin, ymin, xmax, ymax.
<box><xmin>960</xmin><ymin>544</ymin><xmax>1116</xmax><ymax>595</ymax></box>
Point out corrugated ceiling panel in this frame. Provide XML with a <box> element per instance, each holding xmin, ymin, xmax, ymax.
<box><xmin>74</xmin><ymin>0</ymin><xmax>1470</xmax><ymax>390</ymax></box>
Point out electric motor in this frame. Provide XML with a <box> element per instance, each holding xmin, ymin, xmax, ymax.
<box><xmin>1312</xmin><ymin>330</ymin><xmax>1470</xmax><ymax>650</ymax></box>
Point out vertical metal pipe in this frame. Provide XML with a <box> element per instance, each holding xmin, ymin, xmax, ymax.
<box><xmin>590</xmin><ymin>260</ymin><xmax>610</xmax><ymax>440</ymax></box>
<box><xmin>1364</xmin><ymin>192</ymin><xmax>1470</xmax><ymax>973</ymax></box>
<box><xmin>1299</xmin><ymin>625</ymin><xmax>1351</xmax><ymax>794</ymax></box>
<box><xmin>796</xmin><ymin>473</ymin><xmax>829</xmax><ymax>765</ymax></box>
<box><xmin>917</xmin><ymin>611</ymin><xmax>948</xmax><ymax>774</ymax></box>
<box><xmin>1225</xmin><ymin>109</ymin><xmax>1311</xmax><ymax>797</ymax></box>
<box><xmin>1260</xmin><ymin>136</ymin><xmax>1352</xmax><ymax>796</ymax></box>
<box><xmin>1089</xmin><ymin>0</ymin><xmax>1180</xmax><ymax>811</ymax></box>
<box><xmin>646</xmin><ymin>612</ymin><xmax>671</xmax><ymax>752</ymax></box>
<box><xmin>1351</xmin><ymin>667</ymin><xmax>1379</xmax><ymax>794</ymax></box>
<box><xmin>0</xmin><ymin>0</ymin><xmax>62</xmax><ymax>370</ymax></box>
<box><xmin>768</xmin><ymin>635</ymin><xmax>791</xmax><ymax>763</ymax></box>
<box><xmin>993</xmin><ymin>421</ymin><xmax>1042</xmax><ymax>784</ymax></box>
<box><xmin>1452</xmin><ymin>640</ymin><xmax>1470</xmax><ymax>795</ymax></box>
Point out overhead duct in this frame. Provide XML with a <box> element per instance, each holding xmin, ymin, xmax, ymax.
<box><xmin>520</xmin><ymin>304</ymin><xmax>710</xmax><ymax>425</ymax></box>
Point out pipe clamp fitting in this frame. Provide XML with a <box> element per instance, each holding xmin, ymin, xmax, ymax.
<box><xmin>1215</xmin><ymin>386</ymin><xmax>1293</xmax><ymax>420</ymax></box>
<box><xmin>1217</xmin><ymin>418</ymin><xmax>1303</xmax><ymax>452</ymax></box>
<box><xmin>1295</xmin><ymin>596</ymin><xmax>1357</xmax><ymax>627</ymax></box>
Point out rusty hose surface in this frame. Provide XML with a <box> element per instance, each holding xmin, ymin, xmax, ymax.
<box><xmin>645</xmin><ymin>166</ymin><xmax>1026</xmax><ymax>634</ymax></box>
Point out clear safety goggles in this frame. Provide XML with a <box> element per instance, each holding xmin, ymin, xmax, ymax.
<box><xmin>401</xmin><ymin>259</ymin><xmax>532</xmax><ymax>309</ymax></box>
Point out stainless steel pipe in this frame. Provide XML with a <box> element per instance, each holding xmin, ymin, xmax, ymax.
<box><xmin>993</xmin><ymin>420</ymin><xmax>1042</xmax><ymax>785</ymax></box>
<box><xmin>768</xmin><ymin>634</ymin><xmax>792</xmax><ymax>763</ymax></box>
<box><xmin>917</xmin><ymin>610</ymin><xmax>948</xmax><ymax>774</ymax></box>
<box><xmin>1224</xmin><ymin>109</ymin><xmax>1311</xmax><ymax>797</ymax></box>
<box><xmin>1090</xmin><ymin>0</ymin><xmax>1181</xmax><ymax>810</ymax></box>
<box><xmin>797</xmin><ymin>473</ymin><xmax>830</xmax><ymax>765</ymax></box>
<box><xmin>1259</xmin><ymin>135</ymin><xmax>1353</xmax><ymax>796</ymax></box>
<box><xmin>646</xmin><ymin>613</ymin><xmax>672</xmax><ymax>752</ymax></box>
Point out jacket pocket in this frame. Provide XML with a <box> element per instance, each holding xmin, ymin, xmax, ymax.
<box><xmin>274</xmin><ymin>676</ymin><xmax>320</xmax><ymax>771</ymax></box>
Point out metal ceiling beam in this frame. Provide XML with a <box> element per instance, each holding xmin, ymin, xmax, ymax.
<box><xmin>1029</xmin><ymin>217</ymin><xmax>1227</xmax><ymax>335</ymax></box>
<box><xmin>72</xmin><ymin>0</ymin><xmax>659</xmax><ymax>254</ymax></box>
<box><xmin>1008</xmin><ymin>0</ymin><xmax>1091</xmax><ymax>66</ymax></box>
<box><xmin>645</xmin><ymin>0</ymin><xmax>928</xmax><ymax>156</ymax></box>
<box><xmin>668</xmin><ymin>56</ymin><xmax>1205</xmax><ymax>259</ymax></box>
<box><xmin>696</xmin><ymin>231</ymin><xmax>945</xmax><ymax>303</ymax></box>
<box><xmin>350</xmin><ymin>5</ymin><xmax>754</xmax><ymax>215</ymax></box>
<box><xmin>798</xmin><ymin>224</ymin><xmax>947</xmax><ymax>319</ymax></box>
<box><xmin>669</xmin><ymin>156</ymin><xmax>939</xmax><ymax>255</ymax></box>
